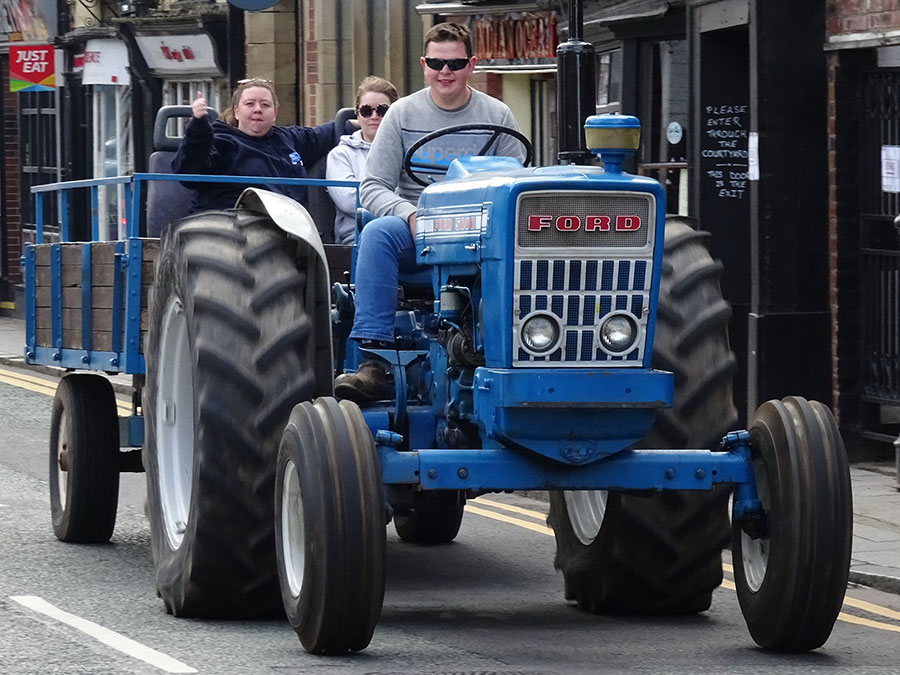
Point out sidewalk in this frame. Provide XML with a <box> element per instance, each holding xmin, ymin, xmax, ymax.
<box><xmin>0</xmin><ymin>315</ymin><xmax>132</xmax><ymax>394</ymax></box>
<box><xmin>1</xmin><ymin>314</ymin><xmax>899</xmax><ymax>594</ymax></box>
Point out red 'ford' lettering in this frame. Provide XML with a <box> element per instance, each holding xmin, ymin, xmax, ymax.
<box><xmin>616</xmin><ymin>215</ymin><xmax>641</xmax><ymax>231</ymax></box>
<box><xmin>584</xmin><ymin>215</ymin><xmax>611</xmax><ymax>231</ymax></box>
<box><xmin>526</xmin><ymin>214</ymin><xmax>642</xmax><ymax>233</ymax></box>
<box><xmin>556</xmin><ymin>216</ymin><xmax>579</xmax><ymax>231</ymax></box>
<box><xmin>528</xmin><ymin>215</ymin><xmax>552</xmax><ymax>231</ymax></box>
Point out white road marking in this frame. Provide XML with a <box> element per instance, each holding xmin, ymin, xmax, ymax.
<box><xmin>10</xmin><ymin>595</ymin><xmax>197</xmax><ymax>673</ymax></box>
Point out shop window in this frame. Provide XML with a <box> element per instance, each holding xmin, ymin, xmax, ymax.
<box><xmin>530</xmin><ymin>76</ymin><xmax>556</xmax><ymax>166</ymax></box>
<box><xmin>639</xmin><ymin>39</ymin><xmax>689</xmax><ymax>216</ymax></box>
<box><xmin>596</xmin><ymin>49</ymin><xmax>622</xmax><ymax>114</ymax></box>
<box><xmin>19</xmin><ymin>90</ymin><xmax>59</xmax><ymax>243</ymax></box>
<box><xmin>92</xmin><ymin>85</ymin><xmax>133</xmax><ymax>240</ymax></box>
<box><xmin>162</xmin><ymin>80</ymin><xmax>225</xmax><ymax>136</ymax></box>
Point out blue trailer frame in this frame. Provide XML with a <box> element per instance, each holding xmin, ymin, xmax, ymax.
<box><xmin>23</xmin><ymin>172</ymin><xmax>359</xmax><ymax>446</ymax></box>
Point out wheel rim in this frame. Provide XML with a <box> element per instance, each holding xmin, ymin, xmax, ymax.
<box><xmin>57</xmin><ymin>408</ymin><xmax>69</xmax><ymax>506</ymax></box>
<box><xmin>741</xmin><ymin>454</ymin><xmax>771</xmax><ymax>593</ymax></box>
<box><xmin>281</xmin><ymin>458</ymin><xmax>305</xmax><ymax>597</ymax></box>
<box><xmin>156</xmin><ymin>296</ymin><xmax>195</xmax><ymax>550</ymax></box>
<box><xmin>564</xmin><ymin>490</ymin><xmax>608</xmax><ymax>545</ymax></box>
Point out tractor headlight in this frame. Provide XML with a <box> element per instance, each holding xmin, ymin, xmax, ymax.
<box><xmin>521</xmin><ymin>314</ymin><xmax>560</xmax><ymax>354</ymax></box>
<box><xmin>599</xmin><ymin>313</ymin><xmax>638</xmax><ymax>354</ymax></box>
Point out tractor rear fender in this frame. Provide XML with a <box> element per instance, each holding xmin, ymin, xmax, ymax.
<box><xmin>236</xmin><ymin>188</ymin><xmax>334</xmax><ymax>397</ymax></box>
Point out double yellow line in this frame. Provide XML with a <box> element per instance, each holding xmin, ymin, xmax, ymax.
<box><xmin>469</xmin><ymin>496</ymin><xmax>900</xmax><ymax>634</ymax></box>
<box><xmin>0</xmin><ymin>365</ymin><xmax>133</xmax><ymax>415</ymax></box>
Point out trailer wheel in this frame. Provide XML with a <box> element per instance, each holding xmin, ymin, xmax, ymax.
<box><xmin>735</xmin><ymin>396</ymin><xmax>851</xmax><ymax>652</ymax></box>
<box><xmin>275</xmin><ymin>398</ymin><xmax>385</xmax><ymax>654</ymax></box>
<box><xmin>144</xmin><ymin>210</ymin><xmax>319</xmax><ymax>618</ymax></box>
<box><xmin>393</xmin><ymin>492</ymin><xmax>465</xmax><ymax>544</ymax></box>
<box><xmin>548</xmin><ymin>218</ymin><xmax>737</xmax><ymax>614</ymax></box>
<box><xmin>49</xmin><ymin>374</ymin><xmax>120</xmax><ymax>543</ymax></box>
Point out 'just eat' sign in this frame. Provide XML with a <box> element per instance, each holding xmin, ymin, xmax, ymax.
<box><xmin>10</xmin><ymin>46</ymin><xmax>55</xmax><ymax>92</ymax></box>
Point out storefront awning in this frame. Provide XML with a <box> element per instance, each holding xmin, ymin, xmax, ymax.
<box><xmin>134</xmin><ymin>32</ymin><xmax>223</xmax><ymax>78</ymax></box>
<box><xmin>475</xmin><ymin>63</ymin><xmax>556</xmax><ymax>74</ymax></box>
<box><xmin>584</xmin><ymin>0</ymin><xmax>670</xmax><ymax>26</ymax></box>
<box><xmin>415</xmin><ymin>1</ymin><xmax>544</xmax><ymax>16</ymax></box>
<box><xmin>80</xmin><ymin>39</ymin><xmax>131</xmax><ymax>86</ymax></box>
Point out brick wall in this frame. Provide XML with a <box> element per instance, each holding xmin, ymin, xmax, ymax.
<box><xmin>1</xmin><ymin>56</ymin><xmax>22</xmax><ymax>288</ymax></box>
<box><xmin>827</xmin><ymin>0</ymin><xmax>900</xmax><ymax>36</ymax></box>
<box><xmin>305</xmin><ymin>0</ymin><xmax>318</xmax><ymax>124</ymax></box>
<box><xmin>246</xmin><ymin>1</ymin><xmax>299</xmax><ymax>123</ymax></box>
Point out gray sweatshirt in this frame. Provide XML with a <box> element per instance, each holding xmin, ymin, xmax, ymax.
<box><xmin>326</xmin><ymin>130</ymin><xmax>370</xmax><ymax>244</ymax></box>
<box><xmin>360</xmin><ymin>87</ymin><xmax>525</xmax><ymax>222</ymax></box>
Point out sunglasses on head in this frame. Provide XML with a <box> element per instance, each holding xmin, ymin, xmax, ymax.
<box><xmin>424</xmin><ymin>57</ymin><xmax>470</xmax><ymax>72</ymax></box>
<box><xmin>237</xmin><ymin>78</ymin><xmax>272</xmax><ymax>85</ymax></box>
<box><xmin>358</xmin><ymin>103</ymin><xmax>390</xmax><ymax>118</ymax></box>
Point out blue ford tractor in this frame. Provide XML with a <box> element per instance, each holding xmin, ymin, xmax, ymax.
<box><xmin>24</xmin><ymin>0</ymin><xmax>851</xmax><ymax>660</ymax></box>
<box><xmin>261</xmin><ymin>114</ymin><xmax>851</xmax><ymax>655</ymax></box>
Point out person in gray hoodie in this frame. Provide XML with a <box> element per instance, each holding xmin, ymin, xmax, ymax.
<box><xmin>326</xmin><ymin>76</ymin><xmax>399</xmax><ymax>244</ymax></box>
<box><xmin>335</xmin><ymin>23</ymin><xmax>526</xmax><ymax>403</ymax></box>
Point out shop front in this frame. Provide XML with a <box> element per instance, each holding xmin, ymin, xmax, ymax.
<box><xmin>0</xmin><ymin>0</ymin><xmax>60</xmax><ymax>312</ymax></box>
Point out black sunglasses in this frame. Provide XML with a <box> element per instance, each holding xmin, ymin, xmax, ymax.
<box><xmin>424</xmin><ymin>57</ymin><xmax>471</xmax><ymax>72</ymax></box>
<box><xmin>358</xmin><ymin>103</ymin><xmax>390</xmax><ymax>118</ymax></box>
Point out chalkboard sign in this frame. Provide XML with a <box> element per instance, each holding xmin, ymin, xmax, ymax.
<box><xmin>701</xmin><ymin>103</ymin><xmax>749</xmax><ymax>200</ymax></box>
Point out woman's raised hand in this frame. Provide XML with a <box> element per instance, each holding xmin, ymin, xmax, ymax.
<box><xmin>191</xmin><ymin>91</ymin><xmax>208</xmax><ymax>119</ymax></box>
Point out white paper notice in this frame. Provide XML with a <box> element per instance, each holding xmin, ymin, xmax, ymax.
<box><xmin>883</xmin><ymin>145</ymin><xmax>900</xmax><ymax>193</ymax></box>
<box><xmin>748</xmin><ymin>132</ymin><xmax>759</xmax><ymax>181</ymax></box>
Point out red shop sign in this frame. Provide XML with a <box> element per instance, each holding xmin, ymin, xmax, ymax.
<box><xmin>10</xmin><ymin>45</ymin><xmax>55</xmax><ymax>92</ymax></box>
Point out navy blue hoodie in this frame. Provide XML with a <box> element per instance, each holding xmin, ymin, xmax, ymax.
<box><xmin>172</xmin><ymin>115</ymin><xmax>336</xmax><ymax>213</ymax></box>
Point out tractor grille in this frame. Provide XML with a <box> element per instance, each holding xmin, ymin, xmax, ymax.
<box><xmin>516</xmin><ymin>192</ymin><xmax>652</xmax><ymax>249</ymax></box>
<box><xmin>512</xmin><ymin>191</ymin><xmax>655</xmax><ymax>367</ymax></box>
<box><xmin>513</xmin><ymin>257</ymin><xmax>651</xmax><ymax>366</ymax></box>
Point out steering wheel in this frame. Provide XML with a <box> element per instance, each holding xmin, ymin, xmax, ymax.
<box><xmin>403</xmin><ymin>124</ymin><xmax>534</xmax><ymax>188</ymax></box>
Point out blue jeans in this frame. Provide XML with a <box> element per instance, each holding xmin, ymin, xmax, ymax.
<box><xmin>350</xmin><ymin>215</ymin><xmax>420</xmax><ymax>343</ymax></box>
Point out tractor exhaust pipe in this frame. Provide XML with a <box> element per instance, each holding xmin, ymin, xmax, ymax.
<box><xmin>556</xmin><ymin>0</ymin><xmax>596</xmax><ymax>164</ymax></box>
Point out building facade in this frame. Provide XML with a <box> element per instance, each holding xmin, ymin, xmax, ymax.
<box><xmin>570</xmin><ymin>0</ymin><xmax>832</xmax><ymax>436</ymax></box>
<box><xmin>826</xmin><ymin>0</ymin><xmax>900</xmax><ymax>457</ymax></box>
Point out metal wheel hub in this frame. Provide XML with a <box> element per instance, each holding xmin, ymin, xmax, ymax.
<box><xmin>281</xmin><ymin>459</ymin><xmax>306</xmax><ymax>597</ymax></box>
<box><xmin>57</xmin><ymin>409</ymin><xmax>69</xmax><ymax>505</ymax></box>
<box><xmin>564</xmin><ymin>490</ymin><xmax>609</xmax><ymax>545</ymax></box>
<box><xmin>156</xmin><ymin>297</ymin><xmax>194</xmax><ymax>551</ymax></box>
<box><xmin>741</xmin><ymin>455</ymin><xmax>771</xmax><ymax>593</ymax></box>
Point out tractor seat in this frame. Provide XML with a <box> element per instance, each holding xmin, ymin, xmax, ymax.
<box><xmin>306</xmin><ymin>107</ymin><xmax>358</xmax><ymax>243</ymax></box>
<box><xmin>146</xmin><ymin>105</ymin><xmax>218</xmax><ymax>238</ymax></box>
<box><xmin>356</xmin><ymin>208</ymin><xmax>432</xmax><ymax>286</ymax></box>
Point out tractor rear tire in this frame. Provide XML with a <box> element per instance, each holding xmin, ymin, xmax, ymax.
<box><xmin>548</xmin><ymin>217</ymin><xmax>737</xmax><ymax>614</ymax></box>
<box><xmin>275</xmin><ymin>398</ymin><xmax>385</xmax><ymax>654</ymax></box>
<box><xmin>49</xmin><ymin>374</ymin><xmax>120</xmax><ymax>543</ymax></box>
<box><xmin>734</xmin><ymin>397</ymin><xmax>852</xmax><ymax>652</ymax></box>
<box><xmin>393</xmin><ymin>491</ymin><xmax>465</xmax><ymax>544</ymax></box>
<box><xmin>144</xmin><ymin>210</ymin><xmax>318</xmax><ymax>618</ymax></box>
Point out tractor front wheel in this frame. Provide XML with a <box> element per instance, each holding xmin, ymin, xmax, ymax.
<box><xmin>734</xmin><ymin>396</ymin><xmax>852</xmax><ymax>652</ymax></box>
<box><xmin>275</xmin><ymin>398</ymin><xmax>385</xmax><ymax>654</ymax></box>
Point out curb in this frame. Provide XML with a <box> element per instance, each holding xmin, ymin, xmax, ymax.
<box><xmin>0</xmin><ymin>355</ymin><xmax>135</xmax><ymax>396</ymax></box>
<box><xmin>848</xmin><ymin>570</ymin><xmax>900</xmax><ymax>596</ymax></box>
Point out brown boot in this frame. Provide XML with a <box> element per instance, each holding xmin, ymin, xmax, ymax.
<box><xmin>335</xmin><ymin>361</ymin><xmax>390</xmax><ymax>403</ymax></box>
